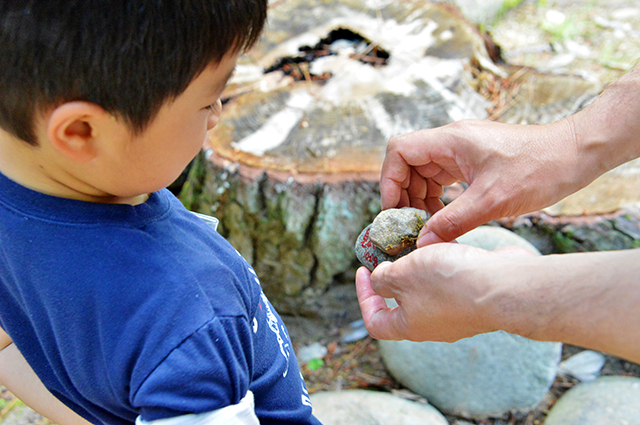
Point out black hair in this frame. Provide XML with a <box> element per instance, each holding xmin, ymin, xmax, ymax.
<box><xmin>0</xmin><ymin>1</ymin><xmax>267</xmax><ymax>145</ymax></box>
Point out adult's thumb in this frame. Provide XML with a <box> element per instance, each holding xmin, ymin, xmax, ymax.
<box><xmin>418</xmin><ymin>191</ymin><xmax>492</xmax><ymax>245</ymax></box>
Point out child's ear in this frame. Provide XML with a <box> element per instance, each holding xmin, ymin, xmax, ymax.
<box><xmin>47</xmin><ymin>102</ymin><xmax>110</xmax><ymax>163</ymax></box>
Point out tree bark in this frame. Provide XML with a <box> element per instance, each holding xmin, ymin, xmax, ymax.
<box><xmin>181</xmin><ymin>149</ymin><xmax>383</xmax><ymax>314</ymax></box>
<box><xmin>177</xmin><ymin>0</ymin><xmax>637</xmax><ymax>314</ymax></box>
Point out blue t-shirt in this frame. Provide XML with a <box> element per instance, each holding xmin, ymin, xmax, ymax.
<box><xmin>0</xmin><ymin>172</ymin><xmax>321</xmax><ymax>425</ymax></box>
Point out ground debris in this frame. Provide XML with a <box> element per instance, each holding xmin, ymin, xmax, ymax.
<box><xmin>468</xmin><ymin>58</ymin><xmax>529</xmax><ymax>121</ymax></box>
<box><xmin>300</xmin><ymin>337</ymin><xmax>401</xmax><ymax>394</ymax></box>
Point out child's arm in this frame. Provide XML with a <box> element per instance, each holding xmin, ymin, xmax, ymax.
<box><xmin>0</xmin><ymin>328</ymin><xmax>92</xmax><ymax>425</ymax></box>
<box><xmin>2</xmin><ymin>327</ymin><xmax>259</xmax><ymax>425</ymax></box>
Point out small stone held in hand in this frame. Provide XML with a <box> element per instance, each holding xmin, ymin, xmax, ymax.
<box><xmin>370</xmin><ymin>207</ymin><xmax>428</xmax><ymax>255</ymax></box>
<box><xmin>355</xmin><ymin>207</ymin><xmax>429</xmax><ymax>271</ymax></box>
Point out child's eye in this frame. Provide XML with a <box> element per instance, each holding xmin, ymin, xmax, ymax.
<box><xmin>207</xmin><ymin>99</ymin><xmax>222</xmax><ymax>114</ymax></box>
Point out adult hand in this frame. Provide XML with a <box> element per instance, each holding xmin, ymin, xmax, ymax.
<box><xmin>380</xmin><ymin>118</ymin><xmax>583</xmax><ymax>245</ymax></box>
<box><xmin>357</xmin><ymin>65</ymin><xmax>640</xmax><ymax>363</ymax></box>
<box><xmin>380</xmin><ymin>64</ymin><xmax>640</xmax><ymax>245</ymax></box>
<box><xmin>356</xmin><ymin>243</ymin><xmax>640</xmax><ymax>364</ymax></box>
<box><xmin>355</xmin><ymin>243</ymin><xmax>536</xmax><ymax>342</ymax></box>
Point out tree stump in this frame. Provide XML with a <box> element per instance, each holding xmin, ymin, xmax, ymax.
<box><xmin>179</xmin><ymin>0</ymin><xmax>629</xmax><ymax>314</ymax></box>
<box><xmin>180</xmin><ymin>0</ymin><xmax>498</xmax><ymax>313</ymax></box>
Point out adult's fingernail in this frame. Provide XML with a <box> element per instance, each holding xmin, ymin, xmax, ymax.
<box><xmin>417</xmin><ymin>231</ymin><xmax>444</xmax><ymax>247</ymax></box>
<box><xmin>371</xmin><ymin>260</ymin><xmax>390</xmax><ymax>275</ymax></box>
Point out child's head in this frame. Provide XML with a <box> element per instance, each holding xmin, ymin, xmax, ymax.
<box><xmin>0</xmin><ymin>1</ymin><xmax>267</xmax><ymax>146</ymax></box>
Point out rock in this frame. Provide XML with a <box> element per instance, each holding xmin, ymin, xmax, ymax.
<box><xmin>440</xmin><ymin>0</ymin><xmax>507</xmax><ymax>25</ymax></box>
<box><xmin>297</xmin><ymin>342</ymin><xmax>328</xmax><ymax>365</ymax></box>
<box><xmin>355</xmin><ymin>224</ymin><xmax>417</xmax><ymax>271</ymax></box>
<box><xmin>342</xmin><ymin>319</ymin><xmax>370</xmax><ymax>343</ymax></box>
<box><xmin>369</xmin><ymin>207</ymin><xmax>428</xmax><ymax>255</ymax></box>
<box><xmin>557</xmin><ymin>350</ymin><xmax>606</xmax><ymax>382</ymax></box>
<box><xmin>310</xmin><ymin>390</ymin><xmax>448</xmax><ymax>425</ymax></box>
<box><xmin>379</xmin><ymin>226</ymin><xmax>562</xmax><ymax>419</ymax></box>
<box><xmin>379</xmin><ymin>331</ymin><xmax>561</xmax><ymax>419</ymax></box>
<box><xmin>544</xmin><ymin>376</ymin><xmax>640</xmax><ymax>425</ymax></box>
<box><xmin>497</xmin><ymin>207</ymin><xmax>640</xmax><ymax>255</ymax></box>
<box><xmin>456</xmin><ymin>225</ymin><xmax>540</xmax><ymax>254</ymax></box>
<box><xmin>355</xmin><ymin>207</ymin><xmax>427</xmax><ymax>270</ymax></box>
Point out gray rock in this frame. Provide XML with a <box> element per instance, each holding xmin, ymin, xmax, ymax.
<box><xmin>457</xmin><ymin>225</ymin><xmax>540</xmax><ymax>254</ymax></box>
<box><xmin>297</xmin><ymin>342</ymin><xmax>328</xmax><ymax>365</ymax></box>
<box><xmin>355</xmin><ymin>224</ymin><xmax>416</xmax><ymax>271</ymax></box>
<box><xmin>544</xmin><ymin>376</ymin><xmax>640</xmax><ymax>425</ymax></box>
<box><xmin>379</xmin><ymin>332</ymin><xmax>561</xmax><ymax>419</ymax></box>
<box><xmin>310</xmin><ymin>390</ymin><xmax>448</xmax><ymax>425</ymax></box>
<box><xmin>379</xmin><ymin>226</ymin><xmax>562</xmax><ymax>419</ymax></box>
<box><xmin>369</xmin><ymin>207</ymin><xmax>428</xmax><ymax>255</ymax></box>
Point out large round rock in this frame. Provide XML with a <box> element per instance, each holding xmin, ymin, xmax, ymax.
<box><xmin>544</xmin><ymin>376</ymin><xmax>640</xmax><ymax>425</ymax></box>
<box><xmin>379</xmin><ymin>226</ymin><xmax>562</xmax><ymax>419</ymax></box>
<box><xmin>310</xmin><ymin>390</ymin><xmax>448</xmax><ymax>425</ymax></box>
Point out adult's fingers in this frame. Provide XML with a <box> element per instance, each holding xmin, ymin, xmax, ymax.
<box><xmin>355</xmin><ymin>265</ymin><xmax>404</xmax><ymax>341</ymax></box>
<box><xmin>419</xmin><ymin>184</ymin><xmax>496</xmax><ymax>244</ymax></box>
<box><xmin>379</xmin><ymin>142</ymin><xmax>415</xmax><ymax>210</ymax></box>
<box><xmin>380</xmin><ymin>130</ymin><xmax>445</xmax><ymax>210</ymax></box>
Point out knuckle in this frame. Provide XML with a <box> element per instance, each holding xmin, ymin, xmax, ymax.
<box><xmin>447</xmin><ymin>119</ymin><xmax>478</xmax><ymax>133</ymax></box>
<box><xmin>436</xmin><ymin>212</ymin><xmax>466</xmax><ymax>241</ymax></box>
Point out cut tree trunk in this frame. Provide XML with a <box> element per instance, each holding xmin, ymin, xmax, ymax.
<box><xmin>180</xmin><ymin>0</ymin><xmax>498</xmax><ymax>314</ymax></box>
<box><xmin>178</xmin><ymin>0</ymin><xmax>637</xmax><ymax>315</ymax></box>
<box><xmin>181</xmin><ymin>150</ymin><xmax>382</xmax><ymax>314</ymax></box>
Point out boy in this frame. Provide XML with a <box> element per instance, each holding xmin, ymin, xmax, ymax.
<box><xmin>0</xmin><ymin>2</ymin><xmax>321</xmax><ymax>424</ymax></box>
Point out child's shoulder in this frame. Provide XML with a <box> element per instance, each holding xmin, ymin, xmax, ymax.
<box><xmin>0</xmin><ymin>179</ymin><xmax>260</xmax><ymax>316</ymax></box>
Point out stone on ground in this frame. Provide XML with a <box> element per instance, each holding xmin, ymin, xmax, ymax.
<box><xmin>544</xmin><ymin>376</ymin><xmax>640</xmax><ymax>425</ymax></box>
<box><xmin>379</xmin><ymin>331</ymin><xmax>561</xmax><ymax>419</ymax></box>
<box><xmin>456</xmin><ymin>225</ymin><xmax>540</xmax><ymax>254</ymax></box>
<box><xmin>379</xmin><ymin>226</ymin><xmax>561</xmax><ymax>419</ymax></box>
<box><xmin>310</xmin><ymin>390</ymin><xmax>448</xmax><ymax>425</ymax></box>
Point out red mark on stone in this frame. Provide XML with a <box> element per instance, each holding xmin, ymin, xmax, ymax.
<box><xmin>363</xmin><ymin>251</ymin><xmax>378</xmax><ymax>267</ymax></box>
<box><xmin>360</xmin><ymin>227</ymin><xmax>374</xmax><ymax>248</ymax></box>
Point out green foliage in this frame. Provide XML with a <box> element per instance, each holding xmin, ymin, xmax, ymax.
<box><xmin>307</xmin><ymin>358</ymin><xmax>325</xmax><ymax>371</ymax></box>
<box><xmin>598</xmin><ymin>40</ymin><xmax>640</xmax><ymax>72</ymax></box>
<box><xmin>552</xmin><ymin>231</ymin><xmax>578</xmax><ymax>253</ymax></box>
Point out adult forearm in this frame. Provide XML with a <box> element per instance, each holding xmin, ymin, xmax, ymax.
<box><xmin>569</xmin><ymin>64</ymin><xmax>640</xmax><ymax>182</ymax></box>
<box><xmin>494</xmin><ymin>248</ymin><xmax>640</xmax><ymax>364</ymax></box>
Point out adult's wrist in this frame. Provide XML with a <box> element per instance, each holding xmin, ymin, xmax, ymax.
<box><xmin>568</xmin><ymin>65</ymin><xmax>640</xmax><ymax>183</ymax></box>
